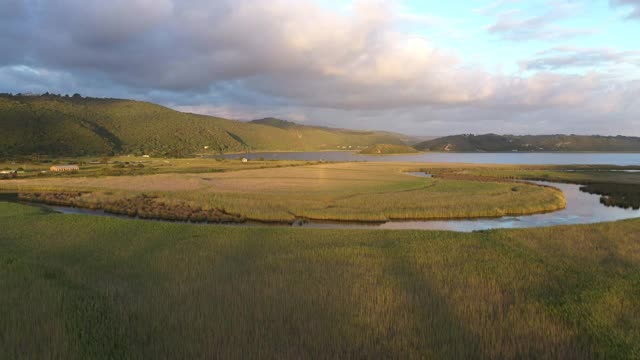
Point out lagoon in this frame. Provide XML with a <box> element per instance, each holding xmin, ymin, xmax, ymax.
<box><xmin>225</xmin><ymin>151</ymin><xmax>640</xmax><ymax>166</ymax></box>
<box><xmin>301</xmin><ymin>181</ymin><xmax>640</xmax><ymax>232</ymax></box>
<box><xmin>7</xmin><ymin>179</ymin><xmax>639</xmax><ymax>232</ymax></box>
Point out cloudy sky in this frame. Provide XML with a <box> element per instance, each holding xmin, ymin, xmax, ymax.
<box><xmin>1</xmin><ymin>0</ymin><xmax>639</xmax><ymax>135</ymax></box>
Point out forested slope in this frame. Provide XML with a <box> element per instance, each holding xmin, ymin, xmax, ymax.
<box><xmin>416</xmin><ymin>134</ymin><xmax>640</xmax><ymax>152</ymax></box>
<box><xmin>0</xmin><ymin>94</ymin><xmax>406</xmax><ymax>156</ymax></box>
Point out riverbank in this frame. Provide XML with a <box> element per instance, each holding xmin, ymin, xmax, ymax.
<box><xmin>5</xmin><ymin>178</ymin><xmax>639</xmax><ymax>231</ymax></box>
<box><xmin>222</xmin><ymin>151</ymin><xmax>640</xmax><ymax>165</ymax></box>
<box><xmin>0</xmin><ymin>163</ymin><xmax>566</xmax><ymax>223</ymax></box>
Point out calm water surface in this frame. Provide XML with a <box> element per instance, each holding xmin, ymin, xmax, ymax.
<box><xmin>4</xmin><ymin>151</ymin><xmax>639</xmax><ymax>231</ymax></box>
<box><xmin>225</xmin><ymin>151</ymin><xmax>640</xmax><ymax>166</ymax></box>
<box><xmin>301</xmin><ymin>181</ymin><xmax>640</xmax><ymax>231</ymax></box>
<box><xmin>8</xmin><ymin>178</ymin><xmax>639</xmax><ymax>232</ymax></box>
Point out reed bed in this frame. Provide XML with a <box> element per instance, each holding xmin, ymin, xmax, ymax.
<box><xmin>1</xmin><ymin>163</ymin><xmax>566</xmax><ymax>223</ymax></box>
<box><xmin>424</xmin><ymin>166</ymin><xmax>640</xmax><ymax>211</ymax></box>
<box><xmin>1</xmin><ymin>202</ymin><xmax>638</xmax><ymax>358</ymax></box>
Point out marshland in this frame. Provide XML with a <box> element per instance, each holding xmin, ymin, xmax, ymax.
<box><xmin>2</xmin><ymin>157</ymin><xmax>640</xmax><ymax>358</ymax></box>
<box><xmin>1</xmin><ymin>199</ymin><xmax>640</xmax><ymax>358</ymax></box>
<box><xmin>2</xmin><ymin>161</ymin><xmax>569</xmax><ymax>223</ymax></box>
<box><xmin>4</xmin><ymin>1</ymin><xmax>640</xmax><ymax>357</ymax></box>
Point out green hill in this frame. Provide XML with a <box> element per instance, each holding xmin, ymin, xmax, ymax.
<box><xmin>0</xmin><ymin>94</ymin><xmax>406</xmax><ymax>157</ymax></box>
<box><xmin>248</xmin><ymin>118</ymin><xmax>410</xmax><ymax>149</ymax></box>
<box><xmin>359</xmin><ymin>143</ymin><xmax>419</xmax><ymax>155</ymax></box>
<box><xmin>250</xmin><ymin>118</ymin><xmax>299</xmax><ymax>129</ymax></box>
<box><xmin>415</xmin><ymin>134</ymin><xmax>640</xmax><ymax>152</ymax></box>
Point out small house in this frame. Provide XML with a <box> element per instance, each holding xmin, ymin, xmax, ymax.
<box><xmin>0</xmin><ymin>170</ymin><xmax>18</xmax><ymax>179</ymax></box>
<box><xmin>241</xmin><ymin>158</ymin><xmax>249</xmax><ymax>163</ymax></box>
<box><xmin>50</xmin><ymin>165</ymin><xmax>79</xmax><ymax>172</ymax></box>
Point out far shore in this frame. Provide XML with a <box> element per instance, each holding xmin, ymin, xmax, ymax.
<box><xmin>217</xmin><ymin>149</ymin><xmax>640</xmax><ymax>155</ymax></box>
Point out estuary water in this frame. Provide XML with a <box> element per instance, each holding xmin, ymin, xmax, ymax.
<box><xmin>224</xmin><ymin>151</ymin><xmax>640</xmax><ymax>166</ymax></box>
<box><xmin>3</xmin><ymin>151</ymin><xmax>639</xmax><ymax>231</ymax></box>
<box><xmin>300</xmin><ymin>180</ymin><xmax>640</xmax><ymax>232</ymax></box>
<box><xmin>5</xmin><ymin>178</ymin><xmax>640</xmax><ymax>232</ymax></box>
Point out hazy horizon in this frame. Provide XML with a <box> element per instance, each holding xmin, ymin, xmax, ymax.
<box><xmin>2</xmin><ymin>0</ymin><xmax>639</xmax><ymax>136</ymax></box>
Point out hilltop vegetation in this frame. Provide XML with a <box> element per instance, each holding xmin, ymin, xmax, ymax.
<box><xmin>359</xmin><ymin>143</ymin><xmax>419</xmax><ymax>154</ymax></box>
<box><xmin>3</xmin><ymin>94</ymin><xmax>638</xmax><ymax>157</ymax></box>
<box><xmin>250</xmin><ymin>117</ymin><xmax>301</xmax><ymax>129</ymax></box>
<box><xmin>0</xmin><ymin>94</ymin><xmax>405</xmax><ymax>157</ymax></box>
<box><xmin>416</xmin><ymin>134</ymin><xmax>640</xmax><ymax>152</ymax></box>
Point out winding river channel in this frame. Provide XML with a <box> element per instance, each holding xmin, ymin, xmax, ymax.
<box><xmin>303</xmin><ymin>180</ymin><xmax>640</xmax><ymax>231</ymax></box>
<box><xmin>3</xmin><ymin>151</ymin><xmax>640</xmax><ymax>231</ymax></box>
<box><xmin>4</xmin><ymin>177</ymin><xmax>640</xmax><ymax>232</ymax></box>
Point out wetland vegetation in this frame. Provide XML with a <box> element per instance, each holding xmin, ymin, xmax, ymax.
<box><xmin>1</xmin><ymin>201</ymin><xmax>639</xmax><ymax>358</ymax></box>
<box><xmin>1</xmin><ymin>162</ymin><xmax>566</xmax><ymax>223</ymax></box>
<box><xmin>4</xmin><ymin>3</ymin><xmax>640</xmax><ymax>358</ymax></box>
<box><xmin>424</xmin><ymin>166</ymin><xmax>640</xmax><ymax>211</ymax></box>
<box><xmin>2</xmin><ymin>158</ymin><xmax>639</xmax><ymax>358</ymax></box>
<box><xmin>579</xmin><ymin>183</ymin><xmax>640</xmax><ymax>210</ymax></box>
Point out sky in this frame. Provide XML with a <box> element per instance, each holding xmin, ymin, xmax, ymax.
<box><xmin>1</xmin><ymin>0</ymin><xmax>639</xmax><ymax>136</ymax></box>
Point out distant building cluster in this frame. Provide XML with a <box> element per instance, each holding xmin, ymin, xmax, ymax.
<box><xmin>49</xmin><ymin>165</ymin><xmax>80</xmax><ymax>172</ymax></box>
<box><xmin>0</xmin><ymin>170</ymin><xmax>19</xmax><ymax>179</ymax></box>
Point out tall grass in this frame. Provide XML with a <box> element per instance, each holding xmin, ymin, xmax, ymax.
<box><xmin>0</xmin><ymin>157</ymin><xmax>316</xmax><ymax>180</ymax></box>
<box><xmin>0</xmin><ymin>163</ymin><xmax>566</xmax><ymax>222</ymax></box>
<box><xmin>424</xmin><ymin>166</ymin><xmax>640</xmax><ymax>211</ymax></box>
<box><xmin>1</xmin><ymin>202</ymin><xmax>639</xmax><ymax>358</ymax></box>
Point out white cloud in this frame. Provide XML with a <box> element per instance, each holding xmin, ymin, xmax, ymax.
<box><xmin>520</xmin><ymin>47</ymin><xmax>640</xmax><ymax>69</ymax></box>
<box><xmin>1</xmin><ymin>0</ymin><xmax>639</xmax><ymax>135</ymax></box>
<box><xmin>610</xmin><ymin>0</ymin><xmax>640</xmax><ymax>19</ymax></box>
<box><xmin>486</xmin><ymin>2</ymin><xmax>596</xmax><ymax>41</ymax></box>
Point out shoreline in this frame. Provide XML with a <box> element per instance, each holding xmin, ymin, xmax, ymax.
<box><xmin>0</xmin><ymin>180</ymin><xmax>570</xmax><ymax>231</ymax></box>
<box><xmin>218</xmin><ymin>150</ymin><xmax>640</xmax><ymax>155</ymax></box>
<box><xmin>0</xmin><ymin>196</ymin><xmax>568</xmax><ymax>231</ymax></box>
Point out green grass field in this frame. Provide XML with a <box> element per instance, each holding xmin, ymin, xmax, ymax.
<box><xmin>424</xmin><ymin>166</ymin><xmax>640</xmax><ymax>210</ymax></box>
<box><xmin>424</xmin><ymin>166</ymin><xmax>640</xmax><ymax>185</ymax></box>
<box><xmin>0</xmin><ymin>162</ymin><xmax>566</xmax><ymax>222</ymax></box>
<box><xmin>1</xmin><ymin>201</ymin><xmax>639</xmax><ymax>358</ymax></box>
<box><xmin>0</xmin><ymin>156</ymin><xmax>318</xmax><ymax>179</ymax></box>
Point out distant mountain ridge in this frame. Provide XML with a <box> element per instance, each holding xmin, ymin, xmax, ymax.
<box><xmin>415</xmin><ymin>134</ymin><xmax>640</xmax><ymax>152</ymax></box>
<box><xmin>359</xmin><ymin>144</ymin><xmax>419</xmax><ymax>155</ymax></box>
<box><xmin>0</xmin><ymin>94</ymin><xmax>407</xmax><ymax>157</ymax></box>
<box><xmin>3</xmin><ymin>94</ymin><xmax>638</xmax><ymax>157</ymax></box>
<box><xmin>250</xmin><ymin>118</ymin><xmax>299</xmax><ymax>129</ymax></box>
<box><xmin>250</xmin><ymin>117</ymin><xmax>414</xmax><ymax>139</ymax></box>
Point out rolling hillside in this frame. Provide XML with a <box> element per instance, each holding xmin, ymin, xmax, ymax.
<box><xmin>4</xmin><ymin>94</ymin><xmax>638</xmax><ymax>157</ymax></box>
<box><xmin>359</xmin><ymin>143</ymin><xmax>419</xmax><ymax>154</ymax></box>
<box><xmin>415</xmin><ymin>134</ymin><xmax>640</xmax><ymax>152</ymax></box>
<box><xmin>0</xmin><ymin>94</ymin><xmax>406</xmax><ymax>157</ymax></box>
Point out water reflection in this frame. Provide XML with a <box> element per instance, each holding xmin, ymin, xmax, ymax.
<box><xmin>299</xmin><ymin>181</ymin><xmax>640</xmax><ymax>232</ymax></box>
<box><xmin>9</xmin><ymin>179</ymin><xmax>638</xmax><ymax>233</ymax></box>
<box><xmin>222</xmin><ymin>151</ymin><xmax>640</xmax><ymax>166</ymax></box>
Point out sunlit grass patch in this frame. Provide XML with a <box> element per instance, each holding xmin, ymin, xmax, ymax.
<box><xmin>2</xmin><ymin>163</ymin><xmax>566</xmax><ymax>222</ymax></box>
<box><xmin>1</xmin><ymin>202</ymin><xmax>639</xmax><ymax>358</ymax></box>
